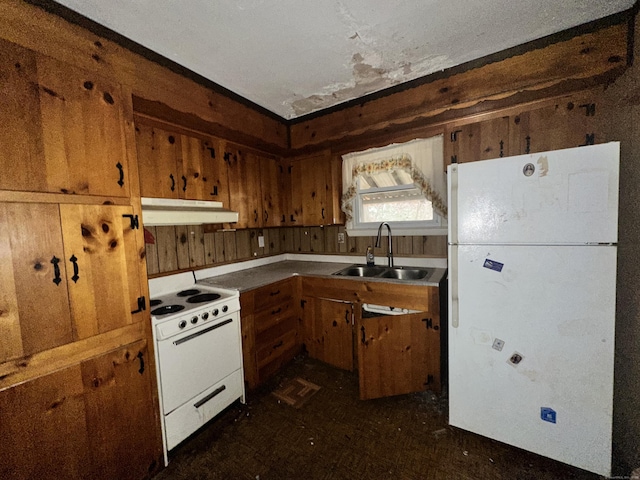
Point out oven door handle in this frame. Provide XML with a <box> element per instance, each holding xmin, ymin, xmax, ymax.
<box><xmin>173</xmin><ymin>318</ymin><xmax>233</xmax><ymax>346</ymax></box>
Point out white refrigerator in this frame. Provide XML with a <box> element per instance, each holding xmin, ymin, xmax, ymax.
<box><xmin>447</xmin><ymin>142</ymin><xmax>619</xmax><ymax>477</ymax></box>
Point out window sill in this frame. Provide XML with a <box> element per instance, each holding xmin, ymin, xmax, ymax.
<box><xmin>345</xmin><ymin>226</ymin><xmax>448</xmax><ymax>237</ymax></box>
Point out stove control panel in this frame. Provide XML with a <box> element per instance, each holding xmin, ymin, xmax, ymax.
<box><xmin>154</xmin><ymin>297</ymin><xmax>241</xmax><ymax>340</ymax></box>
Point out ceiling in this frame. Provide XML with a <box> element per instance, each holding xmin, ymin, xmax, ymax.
<box><xmin>53</xmin><ymin>0</ymin><xmax>634</xmax><ymax>120</ymax></box>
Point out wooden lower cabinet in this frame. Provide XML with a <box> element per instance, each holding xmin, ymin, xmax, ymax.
<box><xmin>240</xmin><ymin>277</ymin><xmax>302</xmax><ymax>389</ymax></box>
<box><xmin>302</xmin><ymin>296</ymin><xmax>354</xmax><ymax>371</ymax></box>
<box><xmin>358</xmin><ymin>311</ymin><xmax>440</xmax><ymax>400</ymax></box>
<box><xmin>0</xmin><ymin>340</ymin><xmax>161</xmax><ymax>480</ymax></box>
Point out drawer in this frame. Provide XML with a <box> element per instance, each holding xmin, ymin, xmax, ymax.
<box><xmin>254</xmin><ymin>298</ymin><xmax>295</xmax><ymax>335</ymax></box>
<box><xmin>253</xmin><ymin>279</ymin><xmax>294</xmax><ymax>313</ymax></box>
<box><xmin>256</xmin><ymin>327</ymin><xmax>297</xmax><ymax>370</ymax></box>
<box><xmin>164</xmin><ymin>369</ymin><xmax>244</xmax><ymax>451</ymax></box>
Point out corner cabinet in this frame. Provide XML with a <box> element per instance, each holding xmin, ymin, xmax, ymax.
<box><xmin>0</xmin><ymin>40</ymin><xmax>132</xmax><ymax>197</ymax></box>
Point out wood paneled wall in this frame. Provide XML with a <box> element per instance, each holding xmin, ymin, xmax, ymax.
<box><xmin>145</xmin><ymin>226</ymin><xmax>447</xmax><ymax>276</ymax></box>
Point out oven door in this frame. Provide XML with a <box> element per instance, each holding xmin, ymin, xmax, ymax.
<box><xmin>157</xmin><ymin>313</ymin><xmax>241</xmax><ymax>414</ymax></box>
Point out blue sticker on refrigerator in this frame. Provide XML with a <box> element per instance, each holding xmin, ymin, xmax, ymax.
<box><xmin>483</xmin><ymin>259</ymin><xmax>504</xmax><ymax>272</ymax></box>
<box><xmin>541</xmin><ymin>407</ymin><xmax>557</xmax><ymax>424</ymax></box>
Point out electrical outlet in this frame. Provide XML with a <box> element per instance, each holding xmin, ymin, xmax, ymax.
<box><xmin>337</xmin><ymin>232</ymin><xmax>345</xmax><ymax>244</ymax></box>
<box><xmin>258</xmin><ymin>235</ymin><xmax>265</xmax><ymax>248</ymax></box>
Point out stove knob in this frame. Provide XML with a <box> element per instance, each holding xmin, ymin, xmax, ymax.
<box><xmin>213</xmin><ymin>308</ymin><xmax>219</xmax><ymax>316</ymax></box>
<box><xmin>202</xmin><ymin>312</ymin><xmax>209</xmax><ymax>320</ymax></box>
<box><xmin>191</xmin><ymin>316</ymin><xmax>199</xmax><ymax>324</ymax></box>
<box><xmin>178</xmin><ymin>320</ymin><xmax>187</xmax><ymax>329</ymax></box>
<box><xmin>222</xmin><ymin>305</ymin><xmax>228</xmax><ymax>313</ymax></box>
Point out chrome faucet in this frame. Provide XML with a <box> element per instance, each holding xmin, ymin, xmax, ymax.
<box><xmin>375</xmin><ymin>222</ymin><xmax>393</xmax><ymax>267</ymax></box>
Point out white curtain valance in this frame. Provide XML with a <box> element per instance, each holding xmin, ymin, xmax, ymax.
<box><xmin>341</xmin><ymin>136</ymin><xmax>447</xmax><ymax>225</ymax></box>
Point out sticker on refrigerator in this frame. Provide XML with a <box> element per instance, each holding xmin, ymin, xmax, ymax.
<box><xmin>507</xmin><ymin>352</ymin><xmax>524</xmax><ymax>367</ymax></box>
<box><xmin>492</xmin><ymin>338</ymin><xmax>505</xmax><ymax>351</ymax></box>
<box><xmin>541</xmin><ymin>407</ymin><xmax>557</xmax><ymax>424</ymax></box>
<box><xmin>483</xmin><ymin>259</ymin><xmax>504</xmax><ymax>272</ymax></box>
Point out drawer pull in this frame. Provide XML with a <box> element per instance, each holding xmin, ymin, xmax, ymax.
<box><xmin>272</xmin><ymin>307</ymin><xmax>282</xmax><ymax>315</ymax></box>
<box><xmin>269</xmin><ymin>290</ymin><xmax>280</xmax><ymax>296</ymax></box>
<box><xmin>194</xmin><ymin>385</ymin><xmax>226</xmax><ymax>408</ymax></box>
<box><xmin>273</xmin><ymin>340</ymin><xmax>283</xmax><ymax>349</ymax></box>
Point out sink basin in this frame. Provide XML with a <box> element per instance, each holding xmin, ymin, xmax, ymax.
<box><xmin>379</xmin><ymin>268</ymin><xmax>430</xmax><ymax>280</ymax></box>
<box><xmin>333</xmin><ymin>265</ymin><xmax>387</xmax><ymax>277</ymax></box>
<box><xmin>332</xmin><ymin>264</ymin><xmax>431</xmax><ymax>281</ymax></box>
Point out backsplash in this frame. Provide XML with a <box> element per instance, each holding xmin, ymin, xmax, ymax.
<box><xmin>144</xmin><ymin>225</ymin><xmax>447</xmax><ymax>276</ymax></box>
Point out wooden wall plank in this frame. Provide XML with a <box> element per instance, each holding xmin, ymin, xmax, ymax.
<box><xmin>174</xmin><ymin>226</ymin><xmax>190</xmax><ymax>270</ymax></box>
<box><xmin>155</xmin><ymin>226</ymin><xmax>178</xmax><ymax>273</ymax></box>
<box><xmin>309</xmin><ymin>227</ymin><xmax>324</xmax><ymax>253</ymax></box>
<box><xmin>213</xmin><ymin>231</ymin><xmax>226</xmax><ymax>262</ymax></box>
<box><xmin>143</xmin><ymin>226</ymin><xmax>159</xmax><ymax>275</ymax></box>
<box><xmin>281</xmin><ymin>227</ymin><xmax>294</xmax><ymax>253</ymax></box>
<box><xmin>203</xmin><ymin>232</ymin><xmax>216</xmax><ymax>264</ymax></box>
<box><xmin>223</xmin><ymin>231</ymin><xmax>237</xmax><ymax>261</ymax></box>
<box><xmin>187</xmin><ymin>225</ymin><xmax>205</xmax><ymax>267</ymax></box>
<box><xmin>236</xmin><ymin>229</ymin><xmax>252</xmax><ymax>260</ymax></box>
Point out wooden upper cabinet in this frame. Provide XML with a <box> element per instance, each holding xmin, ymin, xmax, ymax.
<box><xmin>201</xmin><ymin>136</ymin><xmax>230</xmax><ymax>206</ymax></box>
<box><xmin>259</xmin><ymin>156</ymin><xmax>283</xmax><ymax>228</ymax></box>
<box><xmin>0</xmin><ymin>39</ymin><xmax>131</xmax><ymax>197</ymax></box>
<box><xmin>444</xmin><ymin>117</ymin><xmax>510</xmax><ymax>168</ymax></box>
<box><xmin>0</xmin><ymin>203</ymin><xmax>144</xmax><ymax>364</ymax></box>
<box><xmin>225</xmin><ymin>143</ymin><xmax>264</xmax><ymax>228</ymax></box>
<box><xmin>135</xmin><ymin>123</ymin><xmax>181</xmax><ymax>199</ymax></box>
<box><xmin>288</xmin><ymin>150</ymin><xmax>336</xmax><ymax>226</ymax></box>
<box><xmin>178</xmin><ymin>134</ymin><xmax>207</xmax><ymax>200</ymax></box>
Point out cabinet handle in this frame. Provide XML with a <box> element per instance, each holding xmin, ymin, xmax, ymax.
<box><xmin>272</xmin><ymin>307</ymin><xmax>282</xmax><ymax>315</ymax></box>
<box><xmin>211</xmin><ymin>185</ymin><xmax>218</xmax><ymax>196</ymax></box>
<box><xmin>290</xmin><ymin>214</ymin><xmax>296</xmax><ymax>223</ymax></box>
<box><xmin>273</xmin><ymin>340</ymin><xmax>283</xmax><ymax>349</ymax></box>
<box><xmin>345</xmin><ymin>309</ymin><xmax>349</xmax><ymax>324</ymax></box>
<box><xmin>116</xmin><ymin>162</ymin><xmax>124</xmax><ymax>187</ymax></box>
<box><xmin>264</xmin><ymin>210</ymin><xmax>268</xmax><ymax>222</ymax></box>
<box><xmin>361</xmin><ymin>326</ymin><xmax>366</xmax><ymax>344</ymax></box>
<box><xmin>137</xmin><ymin>351</ymin><xmax>145</xmax><ymax>374</ymax></box>
<box><xmin>182</xmin><ymin>175</ymin><xmax>187</xmax><ymax>192</ymax></box>
<box><xmin>194</xmin><ymin>385</ymin><xmax>226</xmax><ymax>408</ymax></box>
<box><xmin>170</xmin><ymin>173</ymin><xmax>175</xmax><ymax>192</ymax></box>
<box><xmin>269</xmin><ymin>290</ymin><xmax>280</xmax><ymax>296</ymax></box>
<box><xmin>322</xmin><ymin>208</ymin><xmax>325</xmax><ymax>219</ymax></box>
<box><xmin>282</xmin><ymin>214</ymin><xmax>286</xmax><ymax>223</ymax></box>
<box><xmin>254</xmin><ymin>210</ymin><xmax>258</xmax><ymax>223</ymax></box>
<box><xmin>69</xmin><ymin>255</ymin><xmax>79</xmax><ymax>283</ymax></box>
<box><xmin>51</xmin><ymin>256</ymin><xmax>62</xmax><ymax>286</ymax></box>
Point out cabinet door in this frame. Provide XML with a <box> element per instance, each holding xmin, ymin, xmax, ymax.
<box><xmin>302</xmin><ymin>296</ymin><xmax>353</xmax><ymax>371</ymax></box>
<box><xmin>202</xmin><ymin>136</ymin><xmax>230</xmax><ymax>206</ymax></box>
<box><xmin>226</xmin><ymin>144</ymin><xmax>263</xmax><ymax>228</ymax></box>
<box><xmin>357</xmin><ymin>312</ymin><xmax>434</xmax><ymax>400</ymax></box>
<box><xmin>179</xmin><ymin>134</ymin><xmax>207</xmax><ymax>200</ymax></box>
<box><xmin>259</xmin><ymin>156</ymin><xmax>283</xmax><ymax>227</ymax></box>
<box><xmin>445</xmin><ymin>117</ymin><xmax>510</xmax><ymax>168</ymax></box>
<box><xmin>0</xmin><ymin>341</ymin><xmax>161</xmax><ymax>480</ymax></box>
<box><xmin>135</xmin><ymin>123</ymin><xmax>181</xmax><ymax>199</ymax></box>
<box><xmin>0</xmin><ymin>203</ymin><xmax>73</xmax><ymax>362</ymax></box>
<box><xmin>81</xmin><ymin>340</ymin><xmax>161</xmax><ymax>480</ymax></box>
<box><xmin>60</xmin><ymin>204</ymin><xmax>143</xmax><ymax>339</ymax></box>
<box><xmin>0</xmin><ymin>42</ymin><xmax>131</xmax><ymax>197</ymax></box>
<box><xmin>289</xmin><ymin>160</ymin><xmax>303</xmax><ymax>225</ymax></box>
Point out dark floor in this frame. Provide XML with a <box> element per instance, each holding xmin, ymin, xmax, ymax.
<box><xmin>154</xmin><ymin>355</ymin><xmax>603</xmax><ymax>480</ymax></box>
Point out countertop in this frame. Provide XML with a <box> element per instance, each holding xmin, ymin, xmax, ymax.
<box><xmin>197</xmin><ymin>259</ymin><xmax>446</xmax><ymax>292</ymax></box>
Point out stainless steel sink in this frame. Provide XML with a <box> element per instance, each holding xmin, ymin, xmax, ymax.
<box><xmin>333</xmin><ymin>264</ymin><xmax>431</xmax><ymax>281</ymax></box>
<box><xmin>379</xmin><ymin>268</ymin><xmax>430</xmax><ymax>280</ymax></box>
<box><xmin>333</xmin><ymin>265</ymin><xmax>387</xmax><ymax>277</ymax></box>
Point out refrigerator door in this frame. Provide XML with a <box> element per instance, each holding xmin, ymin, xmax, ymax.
<box><xmin>448</xmin><ymin>142</ymin><xmax>619</xmax><ymax>245</ymax></box>
<box><xmin>448</xmin><ymin>243</ymin><xmax>616</xmax><ymax>476</ymax></box>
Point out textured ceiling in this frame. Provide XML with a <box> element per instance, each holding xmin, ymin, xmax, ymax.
<box><xmin>53</xmin><ymin>0</ymin><xmax>634</xmax><ymax>120</ymax></box>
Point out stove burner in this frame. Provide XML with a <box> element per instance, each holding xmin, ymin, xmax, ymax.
<box><xmin>177</xmin><ymin>289</ymin><xmax>201</xmax><ymax>297</ymax></box>
<box><xmin>149</xmin><ymin>299</ymin><xmax>162</xmax><ymax>307</ymax></box>
<box><xmin>151</xmin><ymin>305</ymin><xmax>185</xmax><ymax>316</ymax></box>
<box><xmin>186</xmin><ymin>293</ymin><xmax>221</xmax><ymax>303</ymax></box>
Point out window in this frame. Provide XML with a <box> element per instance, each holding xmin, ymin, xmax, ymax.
<box><xmin>341</xmin><ymin>136</ymin><xmax>447</xmax><ymax>236</ymax></box>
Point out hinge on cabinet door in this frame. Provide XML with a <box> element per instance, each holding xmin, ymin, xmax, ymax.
<box><xmin>122</xmin><ymin>214</ymin><xmax>139</xmax><ymax>229</ymax></box>
<box><xmin>223</xmin><ymin>152</ymin><xmax>231</xmax><ymax>163</ymax></box>
<box><xmin>206</xmin><ymin>146</ymin><xmax>215</xmax><ymax>158</ymax></box>
<box><xmin>210</xmin><ymin>186</ymin><xmax>218</xmax><ymax>196</ymax></box>
<box><xmin>580</xmin><ymin>133</ymin><xmax>595</xmax><ymax>146</ymax></box>
<box><xmin>422</xmin><ymin>317</ymin><xmax>433</xmax><ymax>329</ymax></box>
<box><xmin>450</xmin><ymin>155</ymin><xmax>458</xmax><ymax>164</ymax></box>
<box><xmin>426</xmin><ymin>374</ymin><xmax>434</xmax><ymax>385</ymax></box>
<box><xmin>131</xmin><ymin>296</ymin><xmax>146</xmax><ymax>314</ymax></box>
<box><xmin>525</xmin><ymin>136</ymin><xmax>531</xmax><ymax>154</ymax></box>
<box><xmin>579</xmin><ymin>103</ymin><xmax>596</xmax><ymax>116</ymax></box>
<box><xmin>450</xmin><ymin>129</ymin><xmax>462</xmax><ymax>142</ymax></box>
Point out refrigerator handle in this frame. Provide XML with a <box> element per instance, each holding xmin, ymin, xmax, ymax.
<box><xmin>449</xmin><ymin>244</ymin><xmax>459</xmax><ymax>328</ymax></box>
<box><xmin>448</xmin><ymin>164</ymin><xmax>458</xmax><ymax>245</ymax></box>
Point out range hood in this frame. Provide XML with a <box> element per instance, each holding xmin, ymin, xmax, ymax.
<box><xmin>140</xmin><ymin>197</ymin><xmax>238</xmax><ymax>226</ymax></box>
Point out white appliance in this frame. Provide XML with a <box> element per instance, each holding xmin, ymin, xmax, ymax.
<box><xmin>149</xmin><ymin>272</ymin><xmax>245</xmax><ymax>465</ymax></box>
<box><xmin>447</xmin><ymin>142</ymin><xmax>619</xmax><ymax>477</ymax></box>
